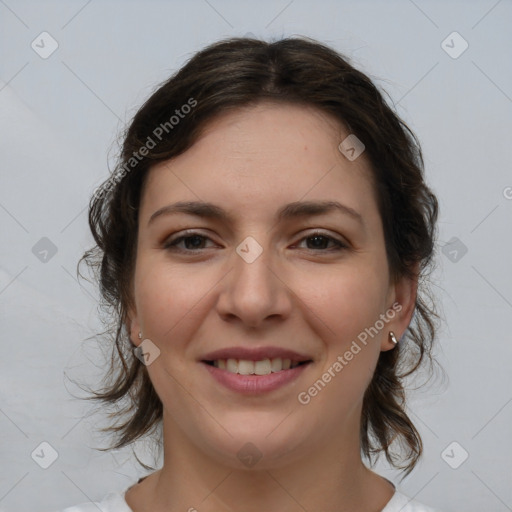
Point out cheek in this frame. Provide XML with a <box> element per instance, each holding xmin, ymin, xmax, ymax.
<box><xmin>295</xmin><ymin>263</ymin><xmax>388</xmax><ymax>403</ymax></box>
<box><xmin>134</xmin><ymin>262</ymin><xmax>216</xmax><ymax>407</ymax></box>
<box><xmin>300</xmin><ymin>261</ymin><xmax>389</xmax><ymax>342</ymax></box>
<box><xmin>136</xmin><ymin>260</ymin><xmax>207</xmax><ymax>324</ymax></box>
<box><xmin>136</xmin><ymin>251</ymin><xmax>389</xmax><ymax>354</ymax></box>
<box><xmin>135</xmin><ymin>259</ymin><xmax>220</xmax><ymax>348</ymax></box>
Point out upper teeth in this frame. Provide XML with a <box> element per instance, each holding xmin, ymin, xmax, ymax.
<box><xmin>213</xmin><ymin>358</ymin><xmax>301</xmax><ymax>375</ymax></box>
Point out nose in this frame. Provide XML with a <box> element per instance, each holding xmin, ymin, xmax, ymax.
<box><xmin>216</xmin><ymin>237</ymin><xmax>293</xmax><ymax>329</ymax></box>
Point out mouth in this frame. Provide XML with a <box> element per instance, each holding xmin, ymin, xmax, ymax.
<box><xmin>199</xmin><ymin>346</ymin><xmax>313</xmax><ymax>394</ymax></box>
<box><xmin>202</xmin><ymin>358</ymin><xmax>311</xmax><ymax>375</ymax></box>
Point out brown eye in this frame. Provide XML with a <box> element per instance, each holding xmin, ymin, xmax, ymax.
<box><xmin>163</xmin><ymin>231</ymin><xmax>215</xmax><ymax>252</ymax></box>
<box><xmin>295</xmin><ymin>231</ymin><xmax>347</xmax><ymax>252</ymax></box>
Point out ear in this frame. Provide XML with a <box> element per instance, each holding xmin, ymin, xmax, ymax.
<box><xmin>126</xmin><ymin>304</ymin><xmax>141</xmax><ymax>347</ymax></box>
<box><xmin>380</xmin><ymin>264</ymin><xmax>419</xmax><ymax>352</ymax></box>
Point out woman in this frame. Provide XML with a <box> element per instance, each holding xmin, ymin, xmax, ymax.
<box><xmin>63</xmin><ymin>36</ymin><xmax>441</xmax><ymax>511</ymax></box>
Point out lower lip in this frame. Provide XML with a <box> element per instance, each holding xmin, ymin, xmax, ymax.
<box><xmin>201</xmin><ymin>362</ymin><xmax>311</xmax><ymax>394</ymax></box>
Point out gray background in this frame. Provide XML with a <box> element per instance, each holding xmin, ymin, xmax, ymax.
<box><xmin>1</xmin><ymin>1</ymin><xmax>511</xmax><ymax>511</ymax></box>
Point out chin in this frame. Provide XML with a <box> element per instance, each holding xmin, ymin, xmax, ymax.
<box><xmin>195</xmin><ymin>415</ymin><xmax>317</xmax><ymax>471</ymax></box>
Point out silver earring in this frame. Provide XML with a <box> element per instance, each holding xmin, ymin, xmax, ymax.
<box><xmin>138</xmin><ymin>331</ymin><xmax>142</xmax><ymax>340</ymax></box>
<box><xmin>389</xmin><ymin>331</ymin><xmax>398</xmax><ymax>345</ymax></box>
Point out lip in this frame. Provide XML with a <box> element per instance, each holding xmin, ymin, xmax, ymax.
<box><xmin>201</xmin><ymin>361</ymin><xmax>311</xmax><ymax>394</ymax></box>
<box><xmin>200</xmin><ymin>346</ymin><xmax>312</xmax><ymax>362</ymax></box>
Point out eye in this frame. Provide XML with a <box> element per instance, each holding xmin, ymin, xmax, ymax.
<box><xmin>163</xmin><ymin>231</ymin><xmax>216</xmax><ymax>252</ymax></box>
<box><xmin>162</xmin><ymin>230</ymin><xmax>348</xmax><ymax>254</ymax></box>
<box><xmin>294</xmin><ymin>231</ymin><xmax>348</xmax><ymax>252</ymax></box>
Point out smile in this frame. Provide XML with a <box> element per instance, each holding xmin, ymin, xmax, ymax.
<box><xmin>204</xmin><ymin>358</ymin><xmax>307</xmax><ymax>375</ymax></box>
<box><xmin>200</xmin><ymin>346</ymin><xmax>313</xmax><ymax>394</ymax></box>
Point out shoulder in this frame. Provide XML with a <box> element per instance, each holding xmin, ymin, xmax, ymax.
<box><xmin>53</xmin><ymin>492</ymin><xmax>133</xmax><ymax>512</ymax></box>
<box><xmin>382</xmin><ymin>490</ymin><xmax>442</xmax><ymax>512</ymax></box>
<box><xmin>52</xmin><ymin>487</ymin><xmax>442</xmax><ymax>512</ymax></box>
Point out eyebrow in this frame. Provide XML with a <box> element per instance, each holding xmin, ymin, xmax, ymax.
<box><xmin>148</xmin><ymin>200</ymin><xmax>364</xmax><ymax>227</ymax></box>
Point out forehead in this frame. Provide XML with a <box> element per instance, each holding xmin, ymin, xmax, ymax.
<box><xmin>140</xmin><ymin>102</ymin><xmax>378</xmax><ymax>224</ymax></box>
<box><xmin>192</xmin><ymin>101</ymin><xmax>359</xmax><ymax>165</ymax></box>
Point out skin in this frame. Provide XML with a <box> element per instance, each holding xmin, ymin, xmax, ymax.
<box><xmin>124</xmin><ymin>102</ymin><xmax>418</xmax><ymax>512</ymax></box>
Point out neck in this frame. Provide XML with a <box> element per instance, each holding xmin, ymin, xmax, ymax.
<box><xmin>126</xmin><ymin>410</ymin><xmax>395</xmax><ymax>512</ymax></box>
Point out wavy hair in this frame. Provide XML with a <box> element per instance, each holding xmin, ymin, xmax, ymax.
<box><xmin>79</xmin><ymin>36</ymin><xmax>439</xmax><ymax>476</ymax></box>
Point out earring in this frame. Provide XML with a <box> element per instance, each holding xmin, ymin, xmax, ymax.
<box><xmin>138</xmin><ymin>331</ymin><xmax>142</xmax><ymax>340</ymax></box>
<box><xmin>389</xmin><ymin>331</ymin><xmax>398</xmax><ymax>345</ymax></box>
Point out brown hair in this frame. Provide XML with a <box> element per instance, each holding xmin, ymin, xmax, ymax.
<box><xmin>79</xmin><ymin>36</ymin><xmax>439</xmax><ymax>476</ymax></box>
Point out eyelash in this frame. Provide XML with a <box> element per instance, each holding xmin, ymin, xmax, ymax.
<box><xmin>163</xmin><ymin>230</ymin><xmax>348</xmax><ymax>254</ymax></box>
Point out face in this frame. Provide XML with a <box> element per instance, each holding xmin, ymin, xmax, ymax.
<box><xmin>128</xmin><ymin>102</ymin><xmax>416</xmax><ymax>469</ymax></box>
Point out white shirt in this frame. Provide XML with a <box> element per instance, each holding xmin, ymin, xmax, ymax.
<box><xmin>54</xmin><ymin>487</ymin><xmax>442</xmax><ymax>512</ymax></box>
